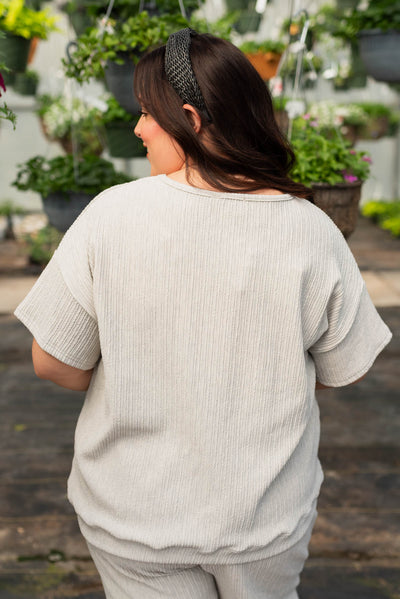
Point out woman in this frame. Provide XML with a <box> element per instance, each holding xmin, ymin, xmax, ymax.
<box><xmin>15</xmin><ymin>30</ymin><xmax>391</xmax><ymax>599</ymax></box>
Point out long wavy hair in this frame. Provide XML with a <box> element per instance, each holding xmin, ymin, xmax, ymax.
<box><xmin>134</xmin><ymin>33</ymin><xmax>313</xmax><ymax>200</ymax></box>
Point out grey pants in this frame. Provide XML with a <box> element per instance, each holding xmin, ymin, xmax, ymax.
<box><xmin>87</xmin><ymin>516</ymin><xmax>316</xmax><ymax>599</ymax></box>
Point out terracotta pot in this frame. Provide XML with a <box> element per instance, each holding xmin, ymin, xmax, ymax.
<box><xmin>245</xmin><ymin>52</ymin><xmax>282</xmax><ymax>80</ymax></box>
<box><xmin>312</xmin><ymin>181</ymin><xmax>362</xmax><ymax>239</ymax></box>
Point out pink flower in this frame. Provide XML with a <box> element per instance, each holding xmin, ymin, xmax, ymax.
<box><xmin>349</xmin><ymin>150</ymin><xmax>356</xmax><ymax>155</ymax></box>
<box><xmin>303</xmin><ymin>113</ymin><xmax>311</xmax><ymax>120</ymax></box>
<box><xmin>343</xmin><ymin>173</ymin><xmax>358</xmax><ymax>183</ymax></box>
<box><xmin>362</xmin><ymin>155</ymin><xmax>372</xmax><ymax>163</ymax></box>
<box><xmin>0</xmin><ymin>71</ymin><xmax>6</xmax><ymax>97</ymax></box>
<box><xmin>310</xmin><ymin>120</ymin><xmax>318</xmax><ymax>128</ymax></box>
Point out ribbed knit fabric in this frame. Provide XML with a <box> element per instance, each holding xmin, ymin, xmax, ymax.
<box><xmin>15</xmin><ymin>175</ymin><xmax>392</xmax><ymax>565</ymax></box>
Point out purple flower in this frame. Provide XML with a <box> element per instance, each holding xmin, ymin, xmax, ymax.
<box><xmin>0</xmin><ymin>71</ymin><xmax>6</xmax><ymax>97</ymax></box>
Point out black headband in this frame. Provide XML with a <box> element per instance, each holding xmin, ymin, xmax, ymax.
<box><xmin>165</xmin><ymin>28</ymin><xmax>211</xmax><ymax>121</ymax></box>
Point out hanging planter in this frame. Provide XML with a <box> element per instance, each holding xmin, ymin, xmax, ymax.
<box><xmin>240</xmin><ymin>41</ymin><xmax>286</xmax><ymax>81</ymax></box>
<box><xmin>13</xmin><ymin>69</ymin><xmax>39</xmax><ymax>95</ymax></box>
<box><xmin>12</xmin><ymin>155</ymin><xmax>131</xmax><ymax>232</ymax></box>
<box><xmin>41</xmin><ymin>191</ymin><xmax>95</xmax><ymax>232</ymax></box>
<box><xmin>234</xmin><ymin>12</ymin><xmax>262</xmax><ymax>35</ymax></box>
<box><xmin>104</xmin><ymin>122</ymin><xmax>146</xmax><ymax>158</ymax></box>
<box><xmin>312</xmin><ymin>182</ymin><xmax>362</xmax><ymax>239</ymax></box>
<box><xmin>0</xmin><ymin>33</ymin><xmax>31</xmax><ymax>74</ymax></box>
<box><xmin>358</xmin><ymin>29</ymin><xmax>400</xmax><ymax>83</ymax></box>
<box><xmin>104</xmin><ymin>54</ymin><xmax>141</xmax><ymax>116</ymax></box>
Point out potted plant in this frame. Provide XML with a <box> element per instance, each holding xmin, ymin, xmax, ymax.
<box><xmin>64</xmin><ymin>11</ymin><xmax>234</xmax><ymax>114</ymax></box>
<box><xmin>307</xmin><ymin>101</ymin><xmax>369</xmax><ymax>145</ymax></box>
<box><xmin>0</xmin><ymin>37</ymin><xmax>17</xmax><ymax>128</ymax></box>
<box><xmin>12</xmin><ymin>66</ymin><xmax>38</xmax><ymax>94</ymax></box>
<box><xmin>279</xmin><ymin>51</ymin><xmax>323</xmax><ymax>90</ymax></box>
<box><xmin>290</xmin><ymin>115</ymin><xmax>372</xmax><ymax>238</ymax></box>
<box><xmin>36</xmin><ymin>94</ymin><xmax>104</xmax><ymax>155</ymax></box>
<box><xmin>64</xmin><ymin>11</ymin><xmax>189</xmax><ymax>114</ymax></box>
<box><xmin>339</xmin><ymin>0</ymin><xmax>400</xmax><ymax>82</ymax></box>
<box><xmin>240</xmin><ymin>40</ymin><xmax>286</xmax><ymax>81</ymax></box>
<box><xmin>100</xmin><ymin>95</ymin><xmax>146</xmax><ymax>158</ymax></box>
<box><xmin>355</xmin><ymin>102</ymin><xmax>400</xmax><ymax>139</ymax></box>
<box><xmin>0</xmin><ymin>0</ymin><xmax>58</xmax><ymax>81</ymax></box>
<box><xmin>12</xmin><ymin>154</ymin><xmax>131</xmax><ymax>232</ymax></box>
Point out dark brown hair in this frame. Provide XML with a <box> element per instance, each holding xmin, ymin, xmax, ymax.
<box><xmin>134</xmin><ymin>33</ymin><xmax>313</xmax><ymax>200</ymax></box>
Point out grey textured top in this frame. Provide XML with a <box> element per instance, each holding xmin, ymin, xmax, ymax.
<box><xmin>15</xmin><ymin>176</ymin><xmax>392</xmax><ymax>564</ymax></box>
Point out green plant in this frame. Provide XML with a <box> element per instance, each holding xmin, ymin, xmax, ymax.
<box><xmin>63</xmin><ymin>11</ymin><xmax>234</xmax><ymax>83</ymax></box>
<box><xmin>362</xmin><ymin>200</ymin><xmax>400</xmax><ymax>237</ymax></box>
<box><xmin>12</xmin><ymin>154</ymin><xmax>131</xmax><ymax>197</ymax></box>
<box><xmin>290</xmin><ymin>116</ymin><xmax>371</xmax><ymax>187</ymax></box>
<box><xmin>36</xmin><ymin>94</ymin><xmax>104</xmax><ymax>154</ymax></box>
<box><xmin>100</xmin><ymin>94</ymin><xmax>133</xmax><ymax>124</ymax></box>
<box><xmin>0</xmin><ymin>0</ymin><xmax>58</xmax><ymax>39</ymax></box>
<box><xmin>70</xmin><ymin>0</ymin><xmax>199</xmax><ymax>21</ymax></box>
<box><xmin>0</xmin><ymin>199</ymin><xmax>24</xmax><ymax>238</ymax></box>
<box><xmin>63</xmin><ymin>11</ymin><xmax>190</xmax><ymax>83</ymax></box>
<box><xmin>239</xmin><ymin>40</ymin><xmax>286</xmax><ymax>54</ymax></box>
<box><xmin>0</xmin><ymin>30</ymin><xmax>16</xmax><ymax>127</ymax></box>
<box><xmin>308</xmin><ymin>101</ymin><xmax>369</xmax><ymax>128</ymax></box>
<box><xmin>24</xmin><ymin>225</ymin><xmax>63</xmax><ymax>265</ymax></box>
<box><xmin>340</xmin><ymin>0</ymin><xmax>400</xmax><ymax>35</ymax></box>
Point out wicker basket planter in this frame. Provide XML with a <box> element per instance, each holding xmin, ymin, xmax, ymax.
<box><xmin>42</xmin><ymin>192</ymin><xmax>95</xmax><ymax>232</ymax></box>
<box><xmin>312</xmin><ymin>181</ymin><xmax>363</xmax><ymax>239</ymax></box>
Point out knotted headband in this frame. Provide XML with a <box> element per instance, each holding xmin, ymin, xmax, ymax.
<box><xmin>165</xmin><ymin>28</ymin><xmax>211</xmax><ymax>120</ymax></box>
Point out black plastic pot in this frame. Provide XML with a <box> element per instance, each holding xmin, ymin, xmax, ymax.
<box><xmin>0</xmin><ymin>33</ymin><xmax>30</xmax><ymax>74</ymax></box>
<box><xmin>13</xmin><ymin>72</ymin><xmax>38</xmax><ymax>95</ymax></box>
<box><xmin>42</xmin><ymin>191</ymin><xmax>95</xmax><ymax>232</ymax></box>
<box><xmin>105</xmin><ymin>54</ymin><xmax>141</xmax><ymax>116</ymax></box>
<box><xmin>104</xmin><ymin>122</ymin><xmax>146</xmax><ymax>159</ymax></box>
<box><xmin>358</xmin><ymin>29</ymin><xmax>400</xmax><ymax>83</ymax></box>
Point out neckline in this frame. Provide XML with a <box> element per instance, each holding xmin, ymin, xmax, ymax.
<box><xmin>159</xmin><ymin>175</ymin><xmax>294</xmax><ymax>203</ymax></box>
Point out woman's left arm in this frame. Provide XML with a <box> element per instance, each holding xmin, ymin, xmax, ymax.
<box><xmin>32</xmin><ymin>339</ymin><xmax>93</xmax><ymax>391</ymax></box>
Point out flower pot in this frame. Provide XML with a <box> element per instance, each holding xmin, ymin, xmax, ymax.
<box><xmin>234</xmin><ymin>12</ymin><xmax>262</xmax><ymax>35</ymax></box>
<box><xmin>104</xmin><ymin>122</ymin><xmax>146</xmax><ymax>158</ymax></box>
<box><xmin>358</xmin><ymin>29</ymin><xmax>400</xmax><ymax>83</ymax></box>
<box><xmin>0</xmin><ymin>33</ymin><xmax>31</xmax><ymax>73</ymax></box>
<box><xmin>105</xmin><ymin>54</ymin><xmax>141</xmax><ymax>116</ymax></box>
<box><xmin>13</xmin><ymin>72</ymin><xmax>38</xmax><ymax>96</ymax></box>
<box><xmin>245</xmin><ymin>52</ymin><xmax>282</xmax><ymax>81</ymax></box>
<box><xmin>226</xmin><ymin>0</ymin><xmax>248</xmax><ymax>10</ymax></box>
<box><xmin>42</xmin><ymin>191</ymin><xmax>95</xmax><ymax>232</ymax></box>
<box><xmin>359</xmin><ymin>116</ymin><xmax>390</xmax><ymax>140</ymax></box>
<box><xmin>68</xmin><ymin>12</ymin><xmax>94</xmax><ymax>37</ymax></box>
<box><xmin>274</xmin><ymin>109</ymin><xmax>289</xmax><ymax>135</ymax></box>
<box><xmin>312</xmin><ymin>181</ymin><xmax>362</xmax><ymax>239</ymax></box>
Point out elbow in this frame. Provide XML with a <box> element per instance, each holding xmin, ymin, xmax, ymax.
<box><xmin>33</xmin><ymin>361</ymin><xmax>51</xmax><ymax>381</ymax></box>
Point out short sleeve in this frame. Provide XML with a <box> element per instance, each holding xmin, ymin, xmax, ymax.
<box><xmin>14</xmin><ymin>202</ymin><xmax>100</xmax><ymax>370</ymax></box>
<box><xmin>309</xmin><ymin>284</ymin><xmax>392</xmax><ymax>387</ymax></box>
